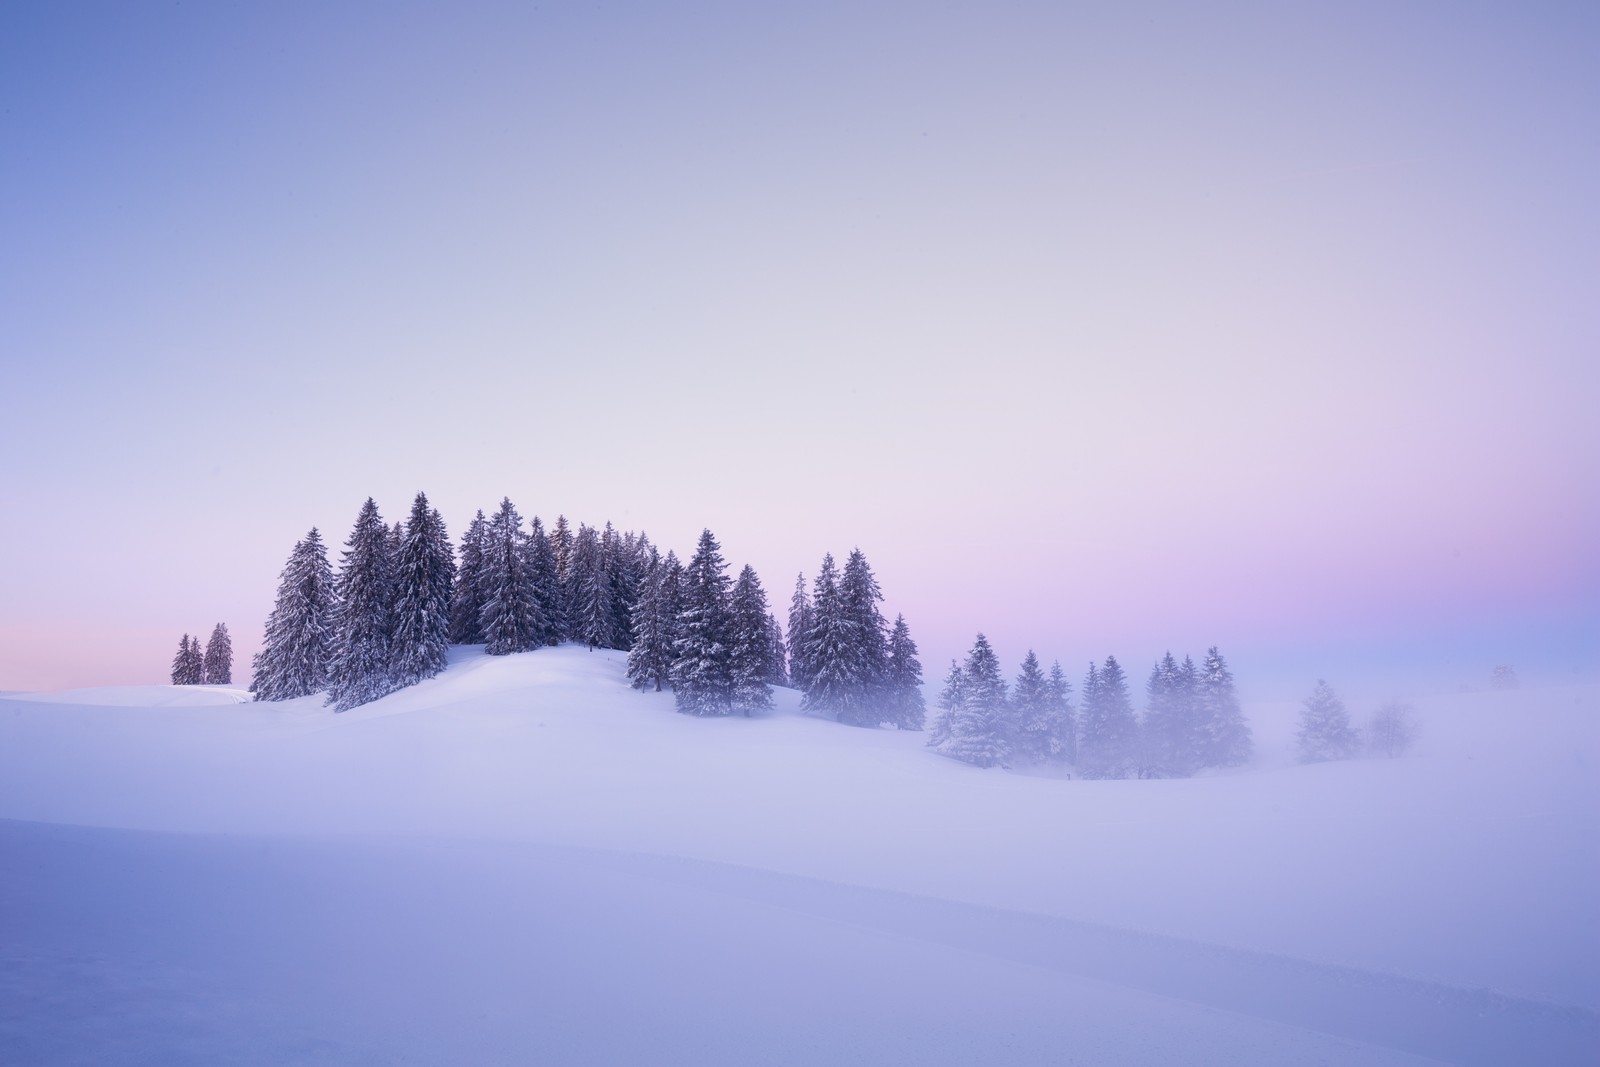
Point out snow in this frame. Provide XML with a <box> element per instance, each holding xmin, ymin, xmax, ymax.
<box><xmin>2</xmin><ymin>644</ymin><xmax>1597</xmax><ymax>1064</ymax></box>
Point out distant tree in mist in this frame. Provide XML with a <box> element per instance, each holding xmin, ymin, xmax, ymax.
<box><xmin>1296</xmin><ymin>680</ymin><xmax>1359</xmax><ymax>763</ymax></box>
<box><xmin>1366</xmin><ymin>701</ymin><xmax>1419</xmax><ymax>758</ymax></box>
<box><xmin>1047</xmin><ymin>661</ymin><xmax>1076</xmax><ymax>764</ymax></box>
<box><xmin>1141</xmin><ymin>652</ymin><xmax>1199</xmax><ymax>778</ymax></box>
<box><xmin>1012</xmin><ymin>650</ymin><xmax>1065</xmax><ymax>763</ymax></box>
<box><xmin>203</xmin><ymin>624</ymin><xmax>232</xmax><ymax>686</ymax></box>
<box><xmin>251</xmin><ymin>530</ymin><xmax>335</xmax><ymax>700</ymax></box>
<box><xmin>930</xmin><ymin>633</ymin><xmax>1010</xmax><ymax>768</ymax></box>
<box><xmin>1078</xmin><ymin>656</ymin><xmax>1138</xmax><ymax>779</ymax></box>
<box><xmin>1490</xmin><ymin>664</ymin><xmax>1520</xmax><ymax>690</ymax></box>
<box><xmin>764</xmin><ymin>612</ymin><xmax>788</xmax><ymax>688</ymax></box>
<box><xmin>1197</xmin><ymin>646</ymin><xmax>1251</xmax><ymax>768</ymax></box>
<box><xmin>884</xmin><ymin>614</ymin><xmax>925</xmax><ymax>730</ymax></box>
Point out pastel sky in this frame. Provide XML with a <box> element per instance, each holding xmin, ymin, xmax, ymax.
<box><xmin>2</xmin><ymin>2</ymin><xmax>1596</xmax><ymax>700</ymax></box>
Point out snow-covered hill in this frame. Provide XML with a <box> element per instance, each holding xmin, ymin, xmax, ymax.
<box><xmin>2</xmin><ymin>646</ymin><xmax>1596</xmax><ymax>1064</ymax></box>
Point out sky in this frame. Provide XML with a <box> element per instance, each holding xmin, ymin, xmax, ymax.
<box><xmin>1</xmin><ymin>1</ymin><xmax>1596</xmax><ymax>700</ymax></box>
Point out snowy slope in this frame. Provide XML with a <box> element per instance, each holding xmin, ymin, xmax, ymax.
<box><xmin>2</xmin><ymin>646</ymin><xmax>1597</xmax><ymax>1064</ymax></box>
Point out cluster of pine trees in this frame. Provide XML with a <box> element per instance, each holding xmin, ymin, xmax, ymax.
<box><xmin>169</xmin><ymin>624</ymin><xmax>232</xmax><ymax>686</ymax></box>
<box><xmin>928</xmin><ymin>638</ymin><xmax>1251</xmax><ymax>777</ymax></box>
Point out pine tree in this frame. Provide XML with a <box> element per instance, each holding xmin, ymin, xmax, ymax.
<box><xmin>480</xmin><ymin>498</ymin><xmax>545</xmax><ymax>656</ymax></box>
<box><xmin>1297</xmin><ymin>679</ymin><xmax>1358</xmax><ymax>763</ymax></box>
<box><xmin>1198</xmin><ymin>646</ymin><xmax>1252</xmax><ymax>767</ymax></box>
<box><xmin>326</xmin><ymin>498</ymin><xmax>396</xmax><ymax>711</ymax></box>
<box><xmin>884</xmin><ymin>614</ymin><xmax>925</xmax><ymax>730</ymax></box>
<box><xmin>670</xmin><ymin>529</ymin><xmax>735</xmax><ymax>715</ymax></box>
<box><xmin>800</xmin><ymin>554</ymin><xmax>860</xmax><ymax>720</ymax></box>
<box><xmin>449</xmin><ymin>511</ymin><xmax>490</xmax><ymax>645</ymax></box>
<box><xmin>570</xmin><ymin>524</ymin><xmax>615</xmax><ymax>650</ymax></box>
<box><xmin>627</xmin><ymin>548</ymin><xmax>674</xmax><ymax>691</ymax></box>
<box><xmin>764</xmin><ymin>612</ymin><xmax>788</xmax><ymax>687</ymax></box>
<box><xmin>171</xmin><ymin>634</ymin><xmax>194</xmax><ymax>685</ymax></box>
<box><xmin>525</xmin><ymin>516</ymin><xmax>564</xmax><ymax>646</ymax></box>
<box><xmin>786</xmin><ymin>573</ymin><xmax>815</xmax><ymax>692</ymax></box>
<box><xmin>1047</xmin><ymin>660</ymin><xmax>1076</xmax><ymax>764</ymax></box>
<box><xmin>251</xmin><ymin>529</ymin><xmax>335</xmax><ymax>701</ymax></box>
<box><xmin>727</xmin><ymin>565</ymin><xmax>775</xmax><ymax>715</ymax></box>
<box><xmin>390</xmin><ymin>492</ymin><xmax>454</xmax><ymax>688</ymax></box>
<box><xmin>927</xmin><ymin>660</ymin><xmax>965</xmax><ymax>748</ymax></box>
<box><xmin>834</xmin><ymin>548</ymin><xmax>890</xmax><ymax>725</ymax></box>
<box><xmin>1079</xmin><ymin>655</ymin><xmax>1138</xmax><ymax>779</ymax></box>
<box><xmin>203</xmin><ymin>623</ymin><xmax>232</xmax><ymax>685</ymax></box>
<box><xmin>1012</xmin><ymin>650</ymin><xmax>1066</xmax><ymax>763</ymax></box>
<box><xmin>1142</xmin><ymin>651</ymin><xmax>1198</xmax><ymax>778</ymax></box>
<box><xmin>549</xmin><ymin>515</ymin><xmax>576</xmax><ymax>640</ymax></box>
<box><xmin>933</xmin><ymin>634</ymin><xmax>1010</xmax><ymax>767</ymax></box>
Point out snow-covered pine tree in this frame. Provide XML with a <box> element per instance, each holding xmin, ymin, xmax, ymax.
<box><xmin>1198</xmin><ymin>646</ymin><xmax>1252</xmax><ymax>767</ymax></box>
<box><xmin>933</xmin><ymin>634</ymin><xmax>1010</xmax><ymax>767</ymax></box>
<box><xmin>1141</xmin><ymin>652</ymin><xmax>1196</xmax><ymax>778</ymax></box>
<box><xmin>570</xmin><ymin>524</ymin><xmax>614</xmax><ymax>651</ymax></box>
<box><xmin>786</xmin><ymin>573</ymin><xmax>815</xmax><ymax>692</ymax></box>
<box><xmin>1296</xmin><ymin>679</ymin><xmax>1358</xmax><ymax>763</ymax></box>
<box><xmin>389</xmin><ymin>492</ymin><xmax>454</xmax><ymax>688</ymax></box>
<box><xmin>885</xmin><ymin>614</ymin><xmax>925</xmax><ymax>730</ymax></box>
<box><xmin>251</xmin><ymin>529</ymin><xmax>335</xmax><ymax>700</ymax></box>
<box><xmin>171</xmin><ymin>634</ymin><xmax>193</xmax><ymax>685</ymax></box>
<box><xmin>1078</xmin><ymin>655</ymin><xmax>1138</xmax><ymax>779</ymax></box>
<box><xmin>764</xmin><ymin>612</ymin><xmax>788</xmax><ymax>687</ymax></box>
<box><xmin>203</xmin><ymin>623</ymin><xmax>232</xmax><ymax>685</ymax></box>
<box><xmin>727</xmin><ymin>565</ymin><xmax>775</xmax><ymax>715</ymax></box>
<box><xmin>627</xmin><ymin>548</ymin><xmax>673</xmax><ymax>691</ymax></box>
<box><xmin>1047</xmin><ymin>660</ymin><xmax>1076</xmax><ymax>764</ymax></box>
<box><xmin>190</xmin><ymin>635</ymin><xmax>207</xmax><ymax>683</ymax></box>
<box><xmin>449</xmin><ymin>511</ymin><xmax>489</xmax><ymax>645</ymax></box>
<box><xmin>525</xmin><ymin>516</ymin><xmax>564</xmax><ymax>646</ymax></box>
<box><xmin>549</xmin><ymin>515</ymin><xmax>576</xmax><ymax>641</ymax></box>
<box><xmin>927</xmin><ymin>660</ymin><xmax>965</xmax><ymax>748</ymax></box>
<box><xmin>602</xmin><ymin>523</ymin><xmax>638</xmax><ymax>651</ymax></box>
<box><xmin>800</xmin><ymin>554</ymin><xmax>864</xmax><ymax>720</ymax></box>
<box><xmin>670</xmin><ymin>529</ymin><xmax>735</xmax><ymax>715</ymax></box>
<box><xmin>480</xmin><ymin>498</ymin><xmax>544</xmax><ymax>656</ymax></box>
<box><xmin>326</xmin><ymin>498</ymin><xmax>397</xmax><ymax>711</ymax></box>
<box><xmin>1012</xmin><ymin>650</ymin><xmax>1064</xmax><ymax>763</ymax></box>
<box><xmin>835</xmin><ymin>548</ymin><xmax>890</xmax><ymax>725</ymax></box>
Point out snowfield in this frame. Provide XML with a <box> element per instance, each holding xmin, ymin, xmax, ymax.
<box><xmin>2</xmin><ymin>645</ymin><xmax>1596</xmax><ymax>1065</ymax></box>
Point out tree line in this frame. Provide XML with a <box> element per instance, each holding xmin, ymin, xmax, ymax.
<box><xmin>169</xmin><ymin>624</ymin><xmax>233</xmax><ymax>685</ymax></box>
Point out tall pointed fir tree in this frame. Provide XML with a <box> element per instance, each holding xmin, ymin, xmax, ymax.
<box><xmin>670</xmin><ymin>529</ymin><xmax>735</xmax><ymax>715</ymax></box>
<box><xmin>203</xmin><ymin>623</ymin><xmax>233</xmax><ymax>685</ymax></box>
<box><xmin>933</xmin><ymin>634</ymin><xmax>1010</xmax><ymax>767</ymax></box>
<box><xmin>627</xmin><ymin>548</ymin><xmax>674</xmax><ymax>691</ymax></box>
<box><xmin>727</xmin><ymin>565</ymin><xmax>775</xmax><ymax>715</ymax></box>
<box><xmin>171</xmin><ymin>634</ymin><xmax>195</xmax><ymax>685</ymax></box>
<box><xmin>1013</xmin><ymin>650</ymin><xmax>1068</xmax><ymax>763</ymax></box>
<box><xmin>251</xmin><ymin>529</ymin><xmax>335</xmax><ymax>700</ymax></box>
<box><xmin>480</xmin><ymin>498</ymin><xmax>544</xmax><ymax>655</ymax></box>
<box><xmin>449</xmin><ymin>511</ymin><xmax>490</xmax><ymax>645</ymax></box>
<box><xmin>1297</xmin><ymin>679</ymin><xmax>1358</xmax><ymax>763</ymax></box>
<box><xmin>326</xmin><ymin>498</ymin><xmax>396</xmax><ymax>711</ymax></box>
<box><xmin>1078</xmin><ymin>655</ymin><xmax>1138</xmax><ymax>779</ymax></box>
<box><xmin>1141</xmin><ymin>651</ymin><xmax>1200</xmax><ymax>778</ymax></box>
<box><xmin>834</xmin><ymin>548</ymin><xmax>890</xmax><ymax>726</ymax></box>
<box><xmin>570</xmin><ymin>524</ymin><xmax>615</xmax><ymax>651</ymax></box>
<box><xmin>549</xmin><ymin>515</ymin><xmax>576</xmax><ymax>641</ymax></box>
<box><xmin>390</xmin><ymin>492</ymin><xmax>454</xmax><ymax>688</ymax></box>
<box><xmin>928</xmin><ymin>660</ymin><xmax>965</xmax><ymax>748</ymax></box>
<box><xmin>799</xmin><ymin>554</ymin><xmax>859</xmax><ymax>719</ymax></box>
<box><xmin>1198</xmin><ymin>646</ymin><xmax>1252</xmax><ymax>767</ymax></box>
<box><xmin>1047</xmin><ymin>661</ymin><xmax>1076</xmax><ymax>764</ymax></box>
<box><xmin>764</xmin><ymin>612</ymin><xmax>788</xmax><ymax>686</ymax></box>
<box><xmin>786</xmin><ymin>573</ymin><xmax>815</xmax><ymax>692</ymax></box>
<box><xmin>884</xmin><ymin>614</ymin><xmax>925</xmax><ymax>730</ymax></box>
<box><xmin>525</xmin><ymin>516</ymin><xmax>564</xmax><ymax>645</ymax></box>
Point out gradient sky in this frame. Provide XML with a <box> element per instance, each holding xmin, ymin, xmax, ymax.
<box><xmin>2</xmin><ymin>1</ymin><xmax>1596</xmax><ymax>700</ymax></box>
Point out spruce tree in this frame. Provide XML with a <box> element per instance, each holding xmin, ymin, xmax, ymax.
<box><xmin>549</xmin><ymin>515</ymin><xmax>576</xmax><ymax>640</ymax></box>
<box><xmin>171</xmin><ymin>634</ymin><xmax>193</xmax><ymax>685</ymax></box>
<box><xmin>525</xmin><ymin>517</ymin><xmax>564</xmax><ymax>646</ymax></box>
<box><xmin>1142</xmin><ymin>652</ymin><xmax>1197</xmax><ymax>778</ymax></box>
<box><xmin>203</xmin><ymin>623</ymin><xmax>232</xmax><ymax>686</ymax></box>
<box><xmin>627</xmin><ymin>548</ymin><xmax>674</xmax><ymax>691</ymax></box>
<box><xmin>1079</xmin><ymin>655</ymin><xmax>1138</xmax><ymax>779</ymax></box>
<box><xmin>835</xmin><ymin>548</ymin><xmax>890</xmax><ymax>725</ymax></box>
<box><xmin>1198</xmin><ymin>646</ymin><xmax>1252</xmax><ymax>767</ymax></box>
<box><xmin>1297</xmin><ymin>679</ymin><xmax>1358</xmax><ymax>763</ymax></box>
<box><xmin>786</xmin><ymin>573</ymin><xmax>815</xmax><ymax>692</ymax></box>
<box><xmin>1047</xmin><ymin>660</ymin><xmax>1076</xmax><ymax>764</ymax></box>
<box><xmin>927</xmin><ymin>660</ymin><xmax>965</xmax><ymax>748</ymax></box>
<box><xmin>800</xmin><ymin>554</ymin><xmax>861</xmax><ymax>720</ymax></box>
<box><xmin>670</xmin><ymin>529</ymin><xmax>735</xmax><ymax>715</ymax></box>
<box><xmin>1012</xmin><ymin>650</ymin><xmax>1064</xmax><ymax>763</ymax></box>
<box><xmin>765</xmin><ymin>612</ymin><xmax>788</xmax><ymax>687</ymax></box>
<box><xmin>251</xmin><ymin>529</ymin><xmax>335</xmax><ymax>700</ymax></box>
<box><xmin>885</xmin><ymin>614</ymin><xmax>925</xmax><ymax>730</ymax></box>
<box><xmin>727</xmin><ymin>565</ymin><xmax>775</xmax><ymax>715</ymax></box>
<box><xmin>480</xmin><ymin>498</ymin><xmax>545</xmax><ymax>655</ymax></box>
<box><xmin>326</xmin><ymin>498</ymin><xmax>396</xmax><ymax>711</ymax></box>
<box><xmin>933</xmin><ymin>634</ymin><xmax>1010</xmax><ymax>767</ymax></box>
<box><xmin>390</xmin><ymin>492</ymin><xmax>454</xmax><ymax>688</ymax></box>
<box><xmin>449</xmin><ymin>511</ymin><xmax>490</xmax><ymax>645</ymax></box>
<box><xmin>571</xmin><ymin>524</ymin><xmax>616</xmax><ymax>651</ymax></box>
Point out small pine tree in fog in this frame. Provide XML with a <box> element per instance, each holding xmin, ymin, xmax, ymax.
<box><xmin>1079</xmin><ymin>656</ymin><xmax>1138</xmax><ymax>779</ymax></box>
<box><xmin>390</xmin><ymin>492</ymin><xmax>454</xmax><ymax>687</ymax></box>
<box><xmin>1198</xmin><ymin>646</ymin><xmax>1251</xmax><ymax>768</ymax></box>
<box><xmin>928</xmin><ymin>660</ymin><xmax>965</xmax><ymax>748</ymax></box>
<box><xmin>727</xmin><ymin>565</ymin><xmax>775</xmax><ymax>715</ymax></box>
<box><xmin>885</xmin><ymin>614</ymin><xmax>925</xmax><ymax>730</ymax></box>
<box><xmin>1490</xmin><ymin>665</ymin><xmax>1519</xmax><ymax>690</ymax></box>
<box><xmin>1142</xmin><ymin>652</ymin><xmax>1199</xmax><ymax>778</ymax></box>
<box><xmin>1366</xmin><ymin>700</ymin><xmax>1419</xmax><ymax>758</ymax></box>
<box><xmin>1047</xmin><ymin>661</ymin><xmax>1076</xmax><ymax>764</ymax></box>
<box><xmin>670</xmin><ymin>529</ymin><xmax>735</xmax><ymax>715</ymax></box>
<box><xmin>203</xmin><ymin>623</ymin><xmax>232</xmax><ymax>686</ymax></box>
<box><xmin>1012</xmin><ymin>650</ymin><xmax>1066</xmax><ymax>763</ymax></box>
<box><xmin>252</xmin><ymin>529</ymin><xmax>335</xmax><ymax>700</ymax></box>
<box><xmin>1297</xmin><ymin>679</ymin><xmax>1359</xmax><ymax>763</ymax></box>
<box><xmin>326</xmin><ymin>498</ymin><xmax>396</xmax><ymax>711</ymax></box>
<box><xmin>933</xmin><ymin>634</ymin><xmax>1010</xmax><ymax>767</ymax></box>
